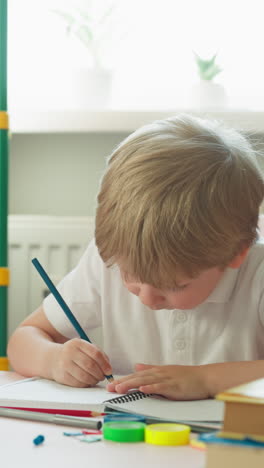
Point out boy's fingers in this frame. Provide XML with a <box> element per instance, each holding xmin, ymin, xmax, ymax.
<box><xmin>135</xmin><ymin>363</ymin><xmax>156</xmax><ymax>371</ymax></box>
<box><xmin>106</xmin><ymin>372</ymin><xmax>154</xmax><ymax>392</ymax></box>
<box><xmin>107</xmin><ymin>374</ymin><xmax>135</xmax><ymax>392</ymax></box>
<box><xmin>109</xmin><ymin>373</ymin><xmax>134</xmax><ymax>385</ymax></box>
<box><xmin>72</xmin><ymin>352</ymin><xmax>105</xmax><ymax>381</ymax></box>
<box><xmin>69</xmin><ymin>361</ymin><xmax>101</xmax><ymax>386</ymax></box>
<box><xmin>63</xmin><ymin>370</ymin><xmax>91</xmax><ymax>388</ymax></box>
<box><xmin>113</xmin><ymin>375</ymin><xmax>157</xmax><ymax>394</ymax></box>
<box><xmin>102</xmin><ymin>351</ymin><xmax>111</xmax><ymax>363</ymax></box>
<box><xmin>78</xmin><ymin>341</ymin><xmax>112</xmax><ymax>375</ymax></box>
<box><xmin>139</xmin><ymin>383</ymin><xmax>164</xmax><ymax>394</ymax></box>
<box><xmin>106</xmin><ymin>382</ymin><xmax>115</xmax><ymax>392</ymax></box>
<box><xmin>111</xmin><ymin>367</ymin><xmax>156</xmax><ymax>386</ymax></box>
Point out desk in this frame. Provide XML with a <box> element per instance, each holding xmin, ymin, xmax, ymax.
<box><xmin>0</xmin><ymin>372</ymin><xmax>205</xmax><ymax>468</ymax></box>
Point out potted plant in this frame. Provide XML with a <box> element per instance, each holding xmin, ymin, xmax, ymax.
<box><xmin>52</xmin><ymin>3</ymin><xmax>119</xmax><ymax>108</ymax></box>
<box><xmin>191</xmin><ymin>53</ymin><xmax>228</xmax><ymax>110</ymax></box>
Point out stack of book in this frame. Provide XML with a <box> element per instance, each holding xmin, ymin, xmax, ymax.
<box><xmin>201</xmin><ymin>378</ymin><xmax>264</xmax><ymax>467</ymax></box>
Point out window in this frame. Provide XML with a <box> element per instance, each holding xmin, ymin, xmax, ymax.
<box><xmin>8</xmin><ymin>0</ymin><xmax>264</xmax><ymax>110</ymax></box>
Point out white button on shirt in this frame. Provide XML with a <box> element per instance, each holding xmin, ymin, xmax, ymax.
<box><xmin>174</xmin><ymin>340</ymin><xmax>186</xmax><ymax>350</ymax></box>
<box><xmin>44</xmin><ymin>238</ymin><xmax>264</xmax><ymax>375</ymax></box>
<box><xmin>176</xmin><ymin>311</ymin><xmax>187</xmax><ymax>322</ymax></box>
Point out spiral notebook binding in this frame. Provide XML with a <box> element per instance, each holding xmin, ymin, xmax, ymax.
<box><xmin>107</xmin><ymin>390</ymin><xmax>152</xmax><ymax>404</ymax></box>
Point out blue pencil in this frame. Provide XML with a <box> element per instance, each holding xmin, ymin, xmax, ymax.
<box><xmin>32</xmin><ymin>258</ymin><xmax>114</xmax><ymax>382</ymax></box>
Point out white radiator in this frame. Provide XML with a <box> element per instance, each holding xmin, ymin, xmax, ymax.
<box><xmin>8</xmin><ymin>215</ymin><xmax>96</xmax><ymax>339</ymax></box>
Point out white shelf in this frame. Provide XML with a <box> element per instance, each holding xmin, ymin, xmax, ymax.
<box><xmin>9</xmin><ymin>109</ymin><xmax>264</xmax><ymax>133</ymax></box>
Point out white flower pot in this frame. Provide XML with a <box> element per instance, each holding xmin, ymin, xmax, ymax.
<box><xmin>191</xmin><ymin>80</ymin><xmax>228</xmax><ymax>110</ymax></box>
<box><xmin>68</xmin><ymin>68</ymin><xmax>112</xmax><ymax>109</ymax></box>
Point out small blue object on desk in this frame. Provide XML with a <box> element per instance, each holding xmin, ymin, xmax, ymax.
<box><xmin>199</xmin><ymin>432</ymin><xmax>264</xmax><ymax>447</ymax></box>
<box><xmin>31</xmin><ymin>257</ymin><xmax>114</xmax><ymax>382</ymax></box>
<box><xmin>33</xmin><ymin>435</ymin><xmax>45</xmax><ymax>446</ymax></box>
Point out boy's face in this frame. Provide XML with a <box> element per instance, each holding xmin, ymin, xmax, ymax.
<box><xmin>120</xmin><ymin>267</ymin><xmax>226</xmax><ymax>310</ymax></box>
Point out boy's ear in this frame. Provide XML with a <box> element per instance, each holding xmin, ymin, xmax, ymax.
<box><xmin>228</xmin><ymin>247</ymin><xmax>249</xmax><ymax>269</ymax></box>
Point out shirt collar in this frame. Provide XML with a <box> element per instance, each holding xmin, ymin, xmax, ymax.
<box><xmin>204</xmin><ymin>267</ymin><xmax>239</xmax><ymax>304</ymax></box>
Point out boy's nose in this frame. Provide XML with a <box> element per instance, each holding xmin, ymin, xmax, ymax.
<box><xmin>138</xmin><ymin>284</ymin><xmax>166</xmax><ymax>309</ymax></box>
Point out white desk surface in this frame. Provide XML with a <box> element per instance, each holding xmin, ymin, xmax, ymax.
<box><xmin>0</xmin><ymin>372</ymin><xmax>205</xmax><ymax>468</ymax></box>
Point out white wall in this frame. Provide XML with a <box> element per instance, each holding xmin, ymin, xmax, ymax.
<box><xmin>9</xmin><ymin>132</ymin><xmax>128</xmax><ymax>216</ymax></box>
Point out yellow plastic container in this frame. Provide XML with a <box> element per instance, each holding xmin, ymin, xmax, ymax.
<box><xmin>145</xmin><ymin>423</ymin><xmax>190</xmax><ymax>446</ymax></box>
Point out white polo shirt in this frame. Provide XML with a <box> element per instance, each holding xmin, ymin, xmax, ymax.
<box><xmin>43</xmin><ymin>238</ymin><xmax>264</xmax><ymax>375</ymax></box>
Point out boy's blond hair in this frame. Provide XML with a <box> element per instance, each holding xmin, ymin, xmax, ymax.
<box><xmin>95</xmin><ymin>115</ymin><xmax>264</xmax><ymax>288</ymax></box>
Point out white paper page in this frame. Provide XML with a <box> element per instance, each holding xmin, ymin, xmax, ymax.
<box><xmin>0</xmin><ymin>371</ymin><xmax>28</xmax><ymax>387</ymax></box>
<box><xmin>0</xmin><ymin>378</ymin><xmax>125</xmax><ymax>410</ymax></box>
<box><xmin>106</xmin><ymin>395</ymin><xmax>224</xmax><ymax>422</ymax></box>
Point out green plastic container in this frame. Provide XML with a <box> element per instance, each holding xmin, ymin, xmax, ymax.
<box><xmin>103</xmin><ymin>421</ymin><xmax>146</xmax><ymax>443</ymax></box>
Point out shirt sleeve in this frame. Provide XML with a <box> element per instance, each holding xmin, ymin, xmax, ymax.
<box><xmin>43</xmin><ymin>239</ymin><xmax>103</xmax><ymax>339</ymax></box>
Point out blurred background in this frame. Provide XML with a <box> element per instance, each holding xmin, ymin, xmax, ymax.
<box><xmin>8</xmin><ymin>0</ymin><xmax>264</xmax><ymax>112</ymax></box>
<box><xmin>6</xmin><ymin>0</ymin><xmax>264</xmax><ymax>344</ymax></box>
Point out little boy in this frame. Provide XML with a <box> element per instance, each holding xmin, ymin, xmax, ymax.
<box><xmin>8</xmin><ymin>114</ymin><xmax>264</xmax><ymax>401</ymax></box>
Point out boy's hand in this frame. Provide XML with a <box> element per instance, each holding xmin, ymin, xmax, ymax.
<box><xmin>50</xmin><ymin>338</ymin><xmax>113</xmax><ymax>387</ymax></box>
<box><xmin>106</xmin><ymin>363</ymin><xmax>210</xmax><ymax>400</ymax></box>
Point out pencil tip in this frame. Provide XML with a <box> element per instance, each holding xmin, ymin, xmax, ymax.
<box><xmin>106</xmin><ymin>375</ymin><xmax>114</xmax><ymax>383</ymax></box>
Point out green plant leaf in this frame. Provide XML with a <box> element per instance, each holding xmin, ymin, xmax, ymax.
<box><xmin>97</xmin><ymin>5</ymin><xmax>115</xmax><ymax>26</ymax></box>
<box><xmin>75</xmin><ymin>25</ymin><xmax>94</xmax><ymax>48</ymax></box>
<box><xmin>203</xmin><ymin>64</ymin><xmax>222</xmax><ymax>80</ymax></box>
<box><xmin>50</xmin><ymin>3</ymin><xmax>120</xmax><ymax>68</ymax></box>
<box><xmin>194</xmin><ymin>52</ymin><xmax>222</xmax><ymax>81</ymax></box>
<box><xmin>51</xmin><ymin>9</ymin><xmax>75</xmax><ymax>28</ymax></box>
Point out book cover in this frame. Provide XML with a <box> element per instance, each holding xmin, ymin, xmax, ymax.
<box><xmin>217</xmin><ymin>378</ymin><xmax>264</xmax><ymax>438</ymax></box>
<box><xmin>200</xmin><ymin>432</ymin><xmax>264</xmax><ymax>468</ymax></box>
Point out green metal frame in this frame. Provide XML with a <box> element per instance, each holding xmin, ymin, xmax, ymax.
<box><xmin>0</xmin><ymin>0</ymin><xmax>9</xmax><ymax>365</ymax></box>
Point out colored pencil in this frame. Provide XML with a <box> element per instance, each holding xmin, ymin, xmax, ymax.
<box><xmin>7</xmin><ymin>407</ymin><xmax>106</xmax><ymax>417</ymax></box>
<box><xmin>32</xmin><ymin>257</ymin><xmax>114</xmax><ymax>382</ymax></box>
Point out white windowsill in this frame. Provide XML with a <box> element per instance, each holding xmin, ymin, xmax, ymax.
<box><xmin>9</xmin><ymin>109</ymin><xmax>264</xmax><ymax>134</ymax></box>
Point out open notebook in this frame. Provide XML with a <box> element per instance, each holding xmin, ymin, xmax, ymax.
<box><xmin>0</xmin><ymin>377</ymin><xmax>224</xmax><ymax>427</ymax></box>
<box><xmin>105</xmin><ymin>392</ymin><xmax>224</xmax><ymax>427</ymax></box>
